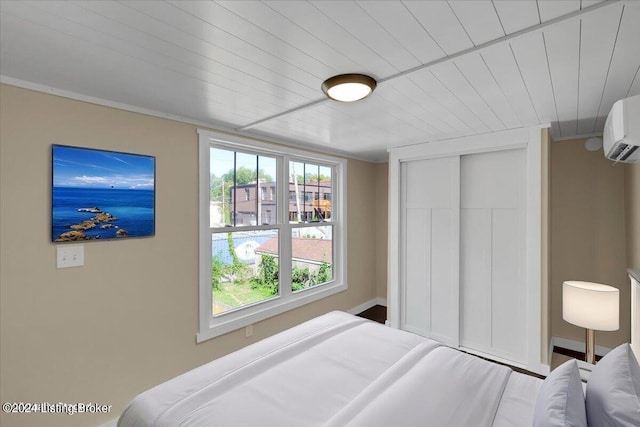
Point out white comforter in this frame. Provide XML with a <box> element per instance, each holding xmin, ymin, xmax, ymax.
<box><xmin>118</xmin><ymin>311</ymin><xmax>541</xmax><ymax>427</ymax></box>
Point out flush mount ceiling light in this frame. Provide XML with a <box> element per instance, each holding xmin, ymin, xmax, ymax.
<box><xmin>321</xmin><ymin>73</ymin><xmax>377</xmax><ymax>102</ymax></box>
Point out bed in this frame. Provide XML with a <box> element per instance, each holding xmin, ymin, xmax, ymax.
<box><xmin>119</xmin><ymin>295</ymin><xmax>640</xmax><ymax>427</ymax></box>
<box><xmin>117</xmin><ymin>311</ymin><xmax>542</xmax><ymax>427</ymax></box>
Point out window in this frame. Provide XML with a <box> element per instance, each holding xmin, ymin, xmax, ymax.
<box><xmin>198</xmin><ymin>130</ymin><xmax>347</xmax><ymax>341</ymax></box>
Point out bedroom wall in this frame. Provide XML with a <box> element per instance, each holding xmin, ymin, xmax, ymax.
<box><xmin>550</xmin><ymin>137</ymin><xmax>630</xmax><ymax>350</ymax></box>
<box><xmin>625</xmin><ymin>163</ymin><xmax>640</xmax><ymax>269</ymax></box>
<box><xmin>0</xmin><ymin>83</ymin><xmax>379</xmax><ymax>427</ymax></box>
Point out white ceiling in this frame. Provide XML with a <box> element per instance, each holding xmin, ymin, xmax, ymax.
<box><xmin>1</xmin><ymin>0</ymin><xmax>639</xmax><ymax>162</ymax></box>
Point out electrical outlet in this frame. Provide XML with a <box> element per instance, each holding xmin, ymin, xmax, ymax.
<box><xmin>56</xmin><ymin>244</ymin><xmax>84</xmax><ymax>268</ymax></box>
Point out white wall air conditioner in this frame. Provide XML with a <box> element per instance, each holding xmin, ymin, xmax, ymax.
<box><xmin>603</xmin><ymin>94</ymin><xmax>640</xmax><ymax>163</ymax></box>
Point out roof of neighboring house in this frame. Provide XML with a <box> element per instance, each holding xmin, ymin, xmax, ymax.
<box><xmin>256</xmin><ymin>237</ymin><xmax>331</xmax><ymax>264</ymax></box>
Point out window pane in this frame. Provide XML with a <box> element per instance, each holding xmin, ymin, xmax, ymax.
<box><xmin>289</xmin><ymin>161</ymin><xmax>304</xmax><ymax>222</ymax></box>
<box><xmin>318</xmin><ymin>165</ymin><xmax>332</xmax><ymax>221</ymax></box>
<box><xmin>289</xmin><ymin>161</ymin><xmax>332</xmax><ymax>223</ymax></box>
<box><xmin>232</xmin><ymin>152</ymin><xmax>258</xmax><ymax>227</ymax></box>
<box><xmin>212</xmin><ymin>149</ymin><xmax>278</xmax><ymax>228</ymax></box>
<box><xmin>258</xmin><ymin>156</ymin><xmax>277</xmax><ymax>225</ymax></box>
<box><xmin>290</xmin><ymin>225</ymin><xmax>333</xmax><ymax>292</ymax></box>
<box><xmin>212</xmin><ymin>230</ymin><xmax>279</xmax><ymax>315</ymax></box>
<box><xmin>210</xmin><ymin>148</ymin><xmax>234</xmax><ymax>227</ymax></box>
<box><xmin>304</xmin><ymin>164</ymin><xmax>318</xmax><ymax>218</ymax></box>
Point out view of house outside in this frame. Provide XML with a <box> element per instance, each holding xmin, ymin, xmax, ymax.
<box><xmin>209</xmin><ymin>147</ymin><xmax>333</xmax><ymax>315</ymax></box>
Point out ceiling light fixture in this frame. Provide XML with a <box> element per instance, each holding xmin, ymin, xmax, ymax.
<box><xmin>321</xmin><ymin>73</ymin><xmax>377</xmax><ymax>102</ymax></box>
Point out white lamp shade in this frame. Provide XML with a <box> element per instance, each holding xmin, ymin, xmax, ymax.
<box><xmin>563</xmin><ymin>281</ymin><xmax>619</xmax><ymax>331</ymax></box>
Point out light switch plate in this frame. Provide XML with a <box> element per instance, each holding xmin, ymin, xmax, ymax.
<box><xmin>57</xmin><ymin>244</ymin><xmax>84</xmax><ymax>268</ymax></box>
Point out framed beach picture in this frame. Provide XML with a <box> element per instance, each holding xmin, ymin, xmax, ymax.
<box><xmin>52</xmin><ymin>145</ymin><xmax>155</xmax><ymax>242</ymax></box>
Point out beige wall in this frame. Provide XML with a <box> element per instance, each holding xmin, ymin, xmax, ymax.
<box><xmin>374</xmin><ymin>162</ymin><xmax>388</xmax><ymax>301</ymax></box>
<box><xmin>626</xmin><ymin>163</ymin><xmax>640</xmax><ymax>268</ymax></box>
<box><xmin>550</xmin><ymin>138</ymin><xmax>630</xmax><ymax>349</ymax></box>
<box><xmin>0</xmin><ymin>84</ymin><xmax>379</xmax><ymax>427</ymax></box>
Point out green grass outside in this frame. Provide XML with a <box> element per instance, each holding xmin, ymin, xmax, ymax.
<box><xmin>213</xmin><ymin>280</ymin><xmax>277</xmax><ymax>313</ymax></box>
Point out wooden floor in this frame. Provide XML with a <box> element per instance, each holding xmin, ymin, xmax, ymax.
<box><xmin>356</xmin><ymin>305</ymin><xmax>387</xmax><ymax>324</ymax></box>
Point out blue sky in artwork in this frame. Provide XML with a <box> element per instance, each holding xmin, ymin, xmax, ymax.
<box><xmin>53</xmin><ymin>145</ymin><xmax>155</xmax><ymax>190</ymax></box>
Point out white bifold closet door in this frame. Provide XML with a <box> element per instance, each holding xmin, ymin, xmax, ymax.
<box><xmin>400</xmin><ymin>148</ymin><xmax>527</xmax><ymax>364</ymax></box>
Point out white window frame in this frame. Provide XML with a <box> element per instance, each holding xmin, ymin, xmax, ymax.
<box><xmin>197</xmin><ymin>129</ymin><xmax>347</xmax><ymax>342</ymax></box>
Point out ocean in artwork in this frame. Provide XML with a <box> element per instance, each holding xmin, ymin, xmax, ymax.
<box><xmin>52</xmin><ymin>145</ymin><xmax>155</xmax><ymax>242</ymax></box>
<box><xmin>52</xmin><ymin>187</ymin><xmax>154</xmax><ymax>241</ymax></box>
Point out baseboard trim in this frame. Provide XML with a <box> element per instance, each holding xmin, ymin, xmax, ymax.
<box><xmin>375</xmin><ymin>297</ymin><xmax>387</xmax><ymax>307</ymax></box>
<box><xmin>347</xmin><ymin>297</ymin><xmax>387</xmax><ymax>315</ymax></box>
<box><xmin>552</xmin><ymin>336</ymin><xmax>612</xmax><ymax>358</ymax></box>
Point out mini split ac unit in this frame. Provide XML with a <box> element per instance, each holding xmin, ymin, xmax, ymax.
<box><xmin>603</xmin><ymin>94</ymin><xmax>640</xmax><ymax>163</ymax></box>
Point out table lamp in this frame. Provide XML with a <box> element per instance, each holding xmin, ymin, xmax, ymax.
<box><xmin>562</xmin><ymin>281</ymin><xmax>619</xmax><ymax>364</ymax></box>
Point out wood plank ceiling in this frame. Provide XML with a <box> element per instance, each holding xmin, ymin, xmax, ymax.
<box><xmin>1</xmin><ymin>0</ymin><xmax>639</xmax><ymax>162</ymax></box>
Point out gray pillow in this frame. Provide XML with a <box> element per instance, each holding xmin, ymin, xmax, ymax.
<box><xmin>586</xmin><ymin>343</ymin><xmax>640</xmax><ymax>427</ymax></box>
<box><xmin>533</xmin><ymin>359</ymin><xmax>587</xmax><ymax>427</ymax></box>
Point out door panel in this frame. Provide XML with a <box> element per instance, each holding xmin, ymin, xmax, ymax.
<box><xmin>400</xmin><ymin>157</ymin><xmax>459</xmax><ymax>346</ymax></box>
<box><xmin>460</xmin><ymin>208</ymin><xmax>492</xmax><ymax>351</ymax></box>
<box><xmin>430</xmin><ymin>208</ymin><xmax>455</xmax><ymax>342</ymax></box>
<box><xmin>491</xmin><ymin>208</ymin><xmax>526</xmax><ymax>361</ymax></box>
<box><xmin>460</xmin><ymin>149</ymin><xmax>526</xmax><ymax>364</ymax></box>
<box><xmin>404</xmin><ymin>207</ymin><xmax>430</xmax><ymax>334</ymax></box>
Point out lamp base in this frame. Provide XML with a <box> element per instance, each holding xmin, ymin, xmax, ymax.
<box><xmin>586</xmin><ymin>328</ymin><xmax>596</xmax><ymax>364</ymax></box>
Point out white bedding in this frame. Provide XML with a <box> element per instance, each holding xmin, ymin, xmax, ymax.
<box><xmin>118</xmin><ymin>311</ymin><xmax>542</xmax><ymax>427</ymax></box>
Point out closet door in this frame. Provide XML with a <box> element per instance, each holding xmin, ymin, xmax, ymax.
<box><xmin>459</xmin><ymin>148</ymin><xmax>527</xmax><ymax>364</ymax></box>
<box><xmin>400</xmin><ymin>157</ymin><xmax>459</xmax><ymax>346</ymax></box>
